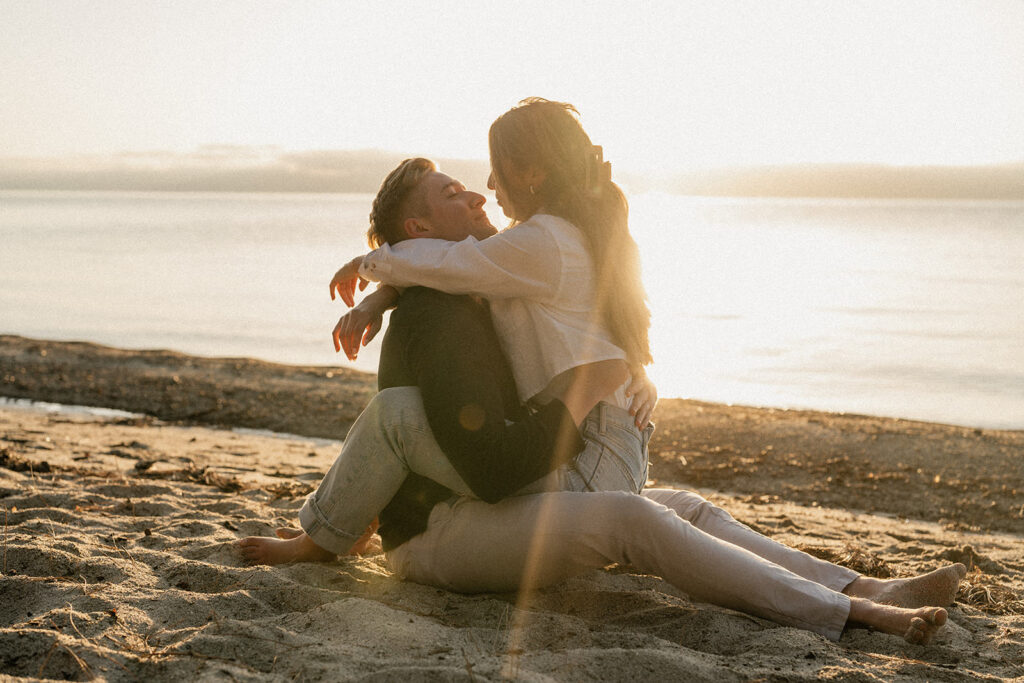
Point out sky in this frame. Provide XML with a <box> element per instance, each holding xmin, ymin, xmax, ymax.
<box><xmin>2</xmin><ymin>0</ymin><xmax>1023</xmax><ymax>173</ymax></box>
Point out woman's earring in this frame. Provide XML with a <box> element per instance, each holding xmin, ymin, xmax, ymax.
<box><xmin>529</xmin><ymin>185</ymin><xmax>535</xmax><ymax>195</ymax></box>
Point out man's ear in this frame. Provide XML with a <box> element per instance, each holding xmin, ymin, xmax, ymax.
<box><xmin>402</xmin><ymin>216</ymin><xmax>432</xmax><ymax>239</ymax></box>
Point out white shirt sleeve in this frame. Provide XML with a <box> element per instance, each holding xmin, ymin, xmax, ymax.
<box><xmin>358</xmin><ymin>221</ymin><xmax>564</xmax><ymax>301</ymax></box>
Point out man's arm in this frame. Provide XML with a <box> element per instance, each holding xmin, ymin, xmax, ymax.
<box><xmin>400</xmin><ymin>296</ymin><xmax>582</xmax><ymax>504</ymax></box>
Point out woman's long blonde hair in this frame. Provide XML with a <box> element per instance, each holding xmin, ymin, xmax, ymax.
<box><xmin>488</xmin><ymin>98</ymin><xmax>652</xmax><ymax>366</ymax></box>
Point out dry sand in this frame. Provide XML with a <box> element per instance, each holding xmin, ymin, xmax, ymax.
<box><xmin>1</xmin><ymin>336</ymin><xmax>1022</xmax><ymax>681</ymax></box>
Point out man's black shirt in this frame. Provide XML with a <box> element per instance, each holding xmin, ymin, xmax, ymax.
<box><xmin>376</xmin><ymin>287</ymin><xmax>581</xmax><ymax>550</ymax></box>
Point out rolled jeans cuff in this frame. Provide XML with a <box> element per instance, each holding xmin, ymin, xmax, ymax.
<box><xmin>298</xmin><ymin>492</ymin><xmax>362</xmax><ymax>555</ymax></box>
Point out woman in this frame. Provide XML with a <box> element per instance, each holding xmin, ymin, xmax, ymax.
<box><xmin>245</xmin><ymin>99</ymin><xmax>963</xmax><ymax>644</ymax></box>
<box><xmin>332</xmin><ymin>98</ymin><xmax>656</xmax><ymax>489</ymax></box>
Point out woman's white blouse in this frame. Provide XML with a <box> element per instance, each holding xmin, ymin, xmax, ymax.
<box><xmin>359</xmin><ymin>214</ymin><xmax>628</xmax><ymax>404</ymax></box>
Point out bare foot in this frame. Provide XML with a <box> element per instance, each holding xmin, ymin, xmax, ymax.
<box><xmin>848</xmin><ymin>598</ymin><xmax>948</xmax><ymax>645</ymax></box>
<box><xmin>844</xmin><ymin>563</ymin><xmax>966</xmax><ymax>608</ymax></box>
<box><xmin>278</xmin><ymin>522</ymin><xmax>381</xmax><ymax>556</ymax></box>
<box><xmin>348</xmin><ymin>518</ymin><xmax>381</xmax><ymax>556</ymax></box>
<box><xmin>237</xmin><ymin>528</ymin><xmax>336</xmax><ymax>565</ymax></box>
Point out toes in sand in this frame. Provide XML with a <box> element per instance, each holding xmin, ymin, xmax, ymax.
<box><xmin>903</xmin><ymin>607</ymin><xmax>948</xmax><ymax>646</ymax></box>
<box><xmin>849</xmin><ymin>598</ymin><xmax>949</xmax><ymax>646</ymax></box>
<box><xmin>237</xmin><ymin>531</ymin><xmax>335</xmax><ymax>565</ymax></box>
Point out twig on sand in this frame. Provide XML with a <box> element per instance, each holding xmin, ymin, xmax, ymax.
<box><xmin>36</xmin><ymin>634</ymin><xmax>93</xmax><ymax>680</ymax></box>
<box><xmin>55</xmin><ymin>574</ymin><xmax>103</xmax><ymax>599</ymax></box>
<box><xmin>36</xmin><ymin>640</ymin><xmax>59</xmax><ymax>678</ymax></box>
<box><xmin>462</xmin><ymin>648</ymin><xmax>477</xmax><ymax>682</ymax></box>
<box><xmin>65</xmin><ymin>604</ymin><xmax>130</xmax><ymax>674</ymax></box>
<box><xmin>65</xmin><ymin>603</ymin><xmax>93</xmax><ymax>644</ymax></box>
<box><xmin>109</xmin><ymin>538</ymin><xmax>139</xmax><ymax>567</ymax></box>
<box><xmin>2</xmin><ymin>504</ymin><xmax>8</xmax><ymax>574</ymax></box>
<box><xmin>958</xmin><ymin>571</ymin><xmax>1024</xmax><ymax>615</ymax></box>
<box><xmin>797</xmin><ymin>542</ymin><xmax>893</xmax><ymax>578</ymax></box>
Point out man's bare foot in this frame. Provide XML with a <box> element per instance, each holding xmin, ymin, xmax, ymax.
<box><xmin>844</xmin><ymin>563</ymin><xmax>966</xmax><ymax>608</ymax></box>
<box><xmin>238</xmin><ymin>528</ymin><xmax>336</xmax><ymax>565</ymax></box>
<box><xmin>848</xmin><ymin>598</ymin><xmax>948</xmax><ymax>645</ymax></box>
<box><xmin>348</xmin><ymin>518</ymin><xmax>381</xmax><ymax>556</ymax></box>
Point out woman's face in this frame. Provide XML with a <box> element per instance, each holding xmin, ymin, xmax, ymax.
<box><xmin>487</xmin><ymin>164</ymin><xmax>533</xmax><ymax>221</ymax></box>
<box><xmin>486</xmin><ymin>169</ymin><xmax>514</xmax><ymax>219</ymax></box>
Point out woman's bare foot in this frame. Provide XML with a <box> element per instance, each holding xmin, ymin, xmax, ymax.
<box><xmin>848</xmin><ymin>598</ymin><xmax>948</xmax><ymax>645</ymax></box>
<box><xmin>844</xmin><ymin>563</ymin><xmax>966</xmax><ymax>608</ymax></box>
<box><xmin>237</xmin><ymin>528</ymin><xmax>336</xmax><ymax>565</ymax></box>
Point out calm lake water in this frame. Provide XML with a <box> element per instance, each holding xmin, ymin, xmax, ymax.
<box><xmin>1</xmin><ymin>190</ymin><xmax>1022</xmax><ymax>429</ymax></box>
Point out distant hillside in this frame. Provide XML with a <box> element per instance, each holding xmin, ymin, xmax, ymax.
<box><xmin>1</xmin><ymin>148</ymin><xmax>1021</xmax><ymax>199</ymax></box>
<box><xmin>0</xmin><ymin>148</ymin><xmax>492</xmax><ymax>195</ymax></box>
<box><xmin>663</xmin><ymin>163</ymin><xmax>1024</xmax><ymax>200</ymax></box>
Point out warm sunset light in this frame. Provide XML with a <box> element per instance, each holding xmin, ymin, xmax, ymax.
<box><xmin>2</xmin><ymin>1</ymin><xmax>1022</xmax><ymax>170</ymax></box>
<box><xmin>3</xmin><ymin>4</ymin><xmax>1024</xmax><ymax>679</ymax></box>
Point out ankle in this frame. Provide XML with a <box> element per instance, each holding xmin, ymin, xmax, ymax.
<box><xmin>298</xmin><ymin>533</ymin><xmax>336</xmax><ymax>560</ymax></box>
<box><xmin>843</xmin><ymin>576</ymin><xmax>881</xmax><ymax>598</ymax></box>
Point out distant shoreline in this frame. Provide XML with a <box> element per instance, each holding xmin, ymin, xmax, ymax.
<box><xmin>5</xmin><ymin>187</ymin><xmax>1024</xmax><ymax>203</ymax></box>
<box><xmin>2</xmin><ymin>151</ymin><xmax>1022</xmax><ymax>199</ymax></box>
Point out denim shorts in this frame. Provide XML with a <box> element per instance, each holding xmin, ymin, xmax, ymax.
<box><xmin>565</xmin><ymin>402</ymin><xmax>652</xmax><ymax>494</ymax></box>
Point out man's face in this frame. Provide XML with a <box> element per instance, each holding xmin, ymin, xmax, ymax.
<box><xmin>414</xmin><ymin>172</ymin><xmax>497</xmax><ymax>242</ymax></box>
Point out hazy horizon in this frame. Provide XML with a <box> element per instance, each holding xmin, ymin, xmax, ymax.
<box><xmin>2</xmin><ymin>147</ymin><xmax>1023</xmax><ymax>200</ymax></box>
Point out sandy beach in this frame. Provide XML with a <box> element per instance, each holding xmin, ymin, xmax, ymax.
<box><xmin>1</xmin><ymin>336</ymin><xmax>1022</xmax><ymax>680</ymax></box>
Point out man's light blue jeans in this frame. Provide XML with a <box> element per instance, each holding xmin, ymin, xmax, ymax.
<box><xmin>298</xmin><ymin>386</ymin><xmax>652</xmax><ymax>554</ymax></box>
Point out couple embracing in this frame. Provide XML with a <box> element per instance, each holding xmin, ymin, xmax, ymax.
<box><xmin>241</xmin><ymin>98</ymin><xmax>964</xmax><ymax>645</ymax></box>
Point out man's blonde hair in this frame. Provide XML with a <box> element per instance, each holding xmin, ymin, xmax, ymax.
<box><xmin>367</xmin><ymin>158</ymin><xmax>436</xmax><ymax>248</ymax></box>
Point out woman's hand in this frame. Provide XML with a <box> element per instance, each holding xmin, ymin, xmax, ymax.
<box><xmin>329</xmin><ymin>255</ymin><xmax>369</xmax><ymax>307</ymax></box>
<box><xmin>626</xmin><ymin>366</ymin><xmax>658</xmax><ymax>429</ymax></box>
<box><xmin>332</xmin><ymin>286</ymin><xmax>400</xmax><ymax>360</ymax></box>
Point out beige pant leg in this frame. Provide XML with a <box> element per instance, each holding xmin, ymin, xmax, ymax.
<box><xmin>387</xmin><ymin>490</ymin><xmax>850</xmax><ymax>641</ymax></box>
<box><xmin>641</xmin><ymin>488</ymin><xmax>860</xmax><ymax>592</ymax></box>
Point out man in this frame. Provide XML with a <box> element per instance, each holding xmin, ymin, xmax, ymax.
<box><xmin>239</xmin><ymin>158</ymin><xmax>610</xmax><ymax>563</ymax></box>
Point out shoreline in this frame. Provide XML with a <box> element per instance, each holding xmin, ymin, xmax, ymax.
<box><xmin>2</xmin><ymin>336</ymin><xmax>1023</xmax><ymax>679</ymax></box>
<box><xmin>5</xmin><ymin>332</ymin><xmax>1013</xmax><ymax>432</ymax></box>
<box><xmin>2</xmin><ymin>334</ymin><xmax>1022</xmax><ymax>535</ymax></box>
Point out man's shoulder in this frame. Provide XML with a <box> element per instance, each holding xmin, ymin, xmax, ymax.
<box><xmin>392</xmin><ymin>287</ymin><xmax>479</xmax><ymax>323</ymax></box>
<box><xmin>398</xmin><ymin>286</ymin><xmax>469</xmax><ymax>306</ymax></box>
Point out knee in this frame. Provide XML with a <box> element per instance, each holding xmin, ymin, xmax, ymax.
<box><xmin>685</xmin><ymin>495</ymin><xmax>739</xmax><ymax>531</ymax></box>
<box><xmin>365</xmin><ymin>387</ymin><xmax>426</xmax><ymax>426</ymax></box>
<box><xmin>371</xmin><ymin>386</ymin><xmax>421</xmax><ymax>409</ymax></box>
<box><xmin>686</xmin><ymin>493</ymin><xmax>725</xmax><ymax>524</ymax></box>
<box><xmin>610</xmin><ymin>492</ymin><xmax>673</xmax><ymax>530</ymax></box>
